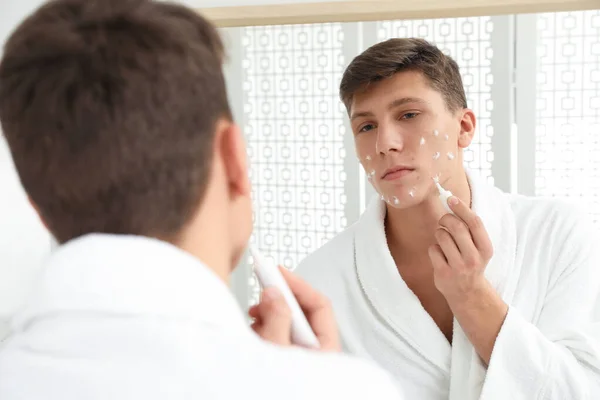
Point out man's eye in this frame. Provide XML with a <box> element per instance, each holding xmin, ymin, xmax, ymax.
<box><xmin>401</xmin><ymin>112</ymin><xmax>419</xmax><ymax>120</ymax></box>
<box><xmin>359</xmin><ymin>124</ymin><xmax>375</xmax><ymax>133</ymax></box>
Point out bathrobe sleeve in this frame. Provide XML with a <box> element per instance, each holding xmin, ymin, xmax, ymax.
<box><xmin>481</xmin><ymin>208</ymin><xmax>600</xmax><ymax>399</ymax></box>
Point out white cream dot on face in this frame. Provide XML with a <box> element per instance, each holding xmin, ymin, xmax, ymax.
<box><xmin>393</xmin><ymin>196</ymin><xmax>400</xmax><ymax>205</ymax></box>
<box><xmin>380</xmin><ymin>194</ymin><xmax>385</xmax><ymax>201</ymax></box>
<box><xmin>444</xmin><ymin>134</ymin><xmax>449</xmax><ymax>141</ymax></box>
<box><xmin>420</xmin><ymin>137</ymin><xmax>426</xmax><ymax>146</ymax></box>
<box><xmin>447</xmin><ymin>152</ymin><xmax>455</xmax><ymax>160</ymax></box>
<box><xmin>365</xmin><ymin>155</ymin><xmax>372</xmax><ymax>161</ymax></box>
<box><xmin>433</xmin><ymin>129</ymin><xmax>439</xmax><ymax>137</ymax></box>
<box><xmin>433</xmin><ymin>152</ymin><xmax>441</xmax><ymax>160</ymax></box>
<box><xmin>409</xmin><ymin>188</ymin><xmax>416</xmax><ymax>198</ymax></box>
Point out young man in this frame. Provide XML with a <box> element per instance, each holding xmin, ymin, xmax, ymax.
<box><xmin>296</xmin><ymin>38</ymin><xmax>600</xmax><ymax>399</ymax></box>
<box><xmin>0</xmin><ymin>1</ymin><xmax>404</xmax><ymax>399</ymax></box>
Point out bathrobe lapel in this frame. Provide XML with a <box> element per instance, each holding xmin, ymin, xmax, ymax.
<box><xmin>448</xmin><ymin>172</ymin><xmax>519</xmax><ymax>400</ymax></box>
<box><xmin>353</xmin><ymin>171</ymin><xmax>520</xmax><ymax>397</ymax></box>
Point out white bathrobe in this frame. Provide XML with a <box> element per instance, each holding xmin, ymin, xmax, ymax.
<box><xmin>297</xmin><ymin>171</ymin><xmax>600</xmax><ymax>399</ymax></box>
<box><xmin>0</xmin><ymin>234</ymin><xmax>403</xmax><ymax>400</ymax></box>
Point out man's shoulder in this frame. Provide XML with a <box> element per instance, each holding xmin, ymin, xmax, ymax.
<box><xmin>254</xmin><ymin>342</ymin><xmax>403</xmax><ymax>399</ymax></box>
<box><xmin>508</xmin><ymin>193</ymin><xmax>592</xmax><ymax>232</ymax></box>
<box><xmin>0</xmin><ymin>327</ymin><xmax>404</xmax><ymax>400</ymax></box>
<box><xmin>508</xmin><ymin>193</ymin><xmax>598</xmax><ymax>265</ymax></box>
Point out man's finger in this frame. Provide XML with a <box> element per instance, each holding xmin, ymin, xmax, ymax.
<box><xmin>252</xmin><ymin>287</ymin><xmax>292</xmax><ymax>346</ymax></box>
<box><xmin>434</xmin><ymin>227</ymin><xmax>461</xmax><ymax>266</ymax></box>
<box><xmin>447</xmin><ymin>196</ymin><xmax>493</xmax><ymax>258</ymax></box>
<box><xmin>447</xmin><ymin>195</ymin><xmax>471</xmax><ymax>221</ymax></box>
<box><xmin>248</xmin><ymin>304</ymin><xmax>260</xmax><ymax>319</ymax></box>
<box><xmin>439</xmin><ymin>214</ymin><xmax>478</xmax><ymax>257</ymax></box>
<box><xmin>428</xmin><ymin>243</ymin><xmax>449</xmax><ymax>270</ymax></box>
<box><xmin>280</xmin><ymin>267</ymin><xmax>340</xmax><ymax>351</ymax></box>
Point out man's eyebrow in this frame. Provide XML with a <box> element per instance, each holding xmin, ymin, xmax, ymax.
<box><xmin>387</xmin><ymin>97</ymin><xmax>428</xmax><ymax>110</ymax></box>
<box><xmin>350</xmin><ymin>97</ymin><xmax>428</xmax><ymax>121</ymax></box>
<box><xmin>350</xmin><ymin>110</ymin><xmax>373</xmax><ymax>121</ymax></box>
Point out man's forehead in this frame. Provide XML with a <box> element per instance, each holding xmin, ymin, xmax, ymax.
<box><xmin>350</xmin><ymin>95</ymin><xmax>430</xmax><ymax>120</ymax></box>
<box><xmin>349</xmin><ymin>72</ymin><xmax>432</xmax><ymax>112</ymax></box>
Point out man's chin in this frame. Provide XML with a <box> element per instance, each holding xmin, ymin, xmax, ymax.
<box><xmin>378</xmin><ymin>184</ymin><xmax>423</xmax><ymax>205</ymax></box>
<box><xmin>382</xmin><ymin>195</ymin><xmax>421</xmax><ymax>210</ymax></box>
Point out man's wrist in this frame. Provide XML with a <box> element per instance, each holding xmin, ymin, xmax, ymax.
<box><xmin>443</xmin><ymin>278</ymin><xmax>509</xmax><ymax>364</ymax></box>
<box><xmin>442</xmin><ymin>277</ymin><xmax>493</xmax><ymax>308</ymax></box>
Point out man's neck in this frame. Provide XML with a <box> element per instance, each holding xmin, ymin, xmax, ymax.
<box><xmin>176</xmin><ymin>206</ymin><xmax>233</xmax><ymax>285</ymax></box>
<box><xmin>385</xmin><ymin>170</ymin><xmax>472</xmax><ymax>266</ymax></box>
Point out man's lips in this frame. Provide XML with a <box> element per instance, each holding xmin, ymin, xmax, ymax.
<box><xmin>381</xmin><ymin>166</ymin><xmax>415</xmax><ymax>180</ymax></box>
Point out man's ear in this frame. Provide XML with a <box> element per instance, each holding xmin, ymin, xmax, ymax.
<box><xmin>216</xmin><ymin>120</ymin><xmax>250</xmax><ymax>199</ymax></box>
<box><xmin>457</xmin><ymin>108</ymin><xmax>476</xmax><ymax>149</ymax></box>
<box><xmin>28</xmin><ymin>197</ymin><xmax>50</xmax><ymax>231</ymax></box>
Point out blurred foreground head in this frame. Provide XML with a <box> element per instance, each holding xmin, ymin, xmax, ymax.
<box><xmin>0</xmin><ymin>0</ymin><xmax>253</xmax><ymax>274</ymax></box>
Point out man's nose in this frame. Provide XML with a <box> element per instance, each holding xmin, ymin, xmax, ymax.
<box><xmin>375</xmin><ymin>124</ymin><xmax>404</xmax><ymax>155</ymax></box>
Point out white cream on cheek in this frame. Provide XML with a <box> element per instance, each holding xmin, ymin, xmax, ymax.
<box><xmin>367</xmin><ymin>127</ymin><xmax>453</xmax><ymax>206</ymax></box>
<box><xmin>430</xmin><ymin>128</ymin><xmax>456</xmax><ymax>197</ymax></box>
<box><xmin>361</xmin><ymin>153</ymin><xmax>374</xmax><ymax>180</ymax></box>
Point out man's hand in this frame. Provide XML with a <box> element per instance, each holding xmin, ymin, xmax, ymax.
<box><xmin>428</xmin><ymin>195</ymin><xmax>508</xmax><ymax>364</ymax></box>
<box><xmin>428</xmin><ymin>195</ymin><xmax>494</xmax><ymax>302</ymax></box>
<box><xmin>249</xmin><ymin>266</ymin><xmax>341</xmax><ymax>352</ymax></box>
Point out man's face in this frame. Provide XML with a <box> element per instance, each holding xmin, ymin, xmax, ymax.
<box><xmin>349</xmin><ymin>70</ymin><xmax>474</xmax><ymax>208</ymax></box>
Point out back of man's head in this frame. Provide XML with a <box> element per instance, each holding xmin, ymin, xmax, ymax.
<box><xmin>0</xmin><ymin>0</ymin><xmax>232</xmax><ymax>244</ymax></box>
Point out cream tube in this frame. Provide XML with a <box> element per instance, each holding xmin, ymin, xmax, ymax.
<box><xmin>434</xmin><ymin>180</ymin><xmax>455</xmax><ymax>215</ymax></box>
<box><xmin>249</xmin><ymin>245</ymin><xmax>320</xmax><ymax>349</ymax></box>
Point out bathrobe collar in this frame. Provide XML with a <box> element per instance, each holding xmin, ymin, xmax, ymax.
<box><xmin>353</xmin><ymin>170</ymin><xmax>518</xmax><ymax>380</ymax></box>
<box><xmin>11</xmin><ymin>233</ymin><xmax>248</xmax><ymax>334</ymax></box>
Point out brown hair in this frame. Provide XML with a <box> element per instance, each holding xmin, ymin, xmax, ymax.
<box><xmin>340</xmin><ymin>38</ymin><xmax>467</xmax><ymax>114</ymax></box>
<box><xmin>0</xmin><ymin>0</ymin><xmax>231</xmax><ymax>244</ymax></box>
